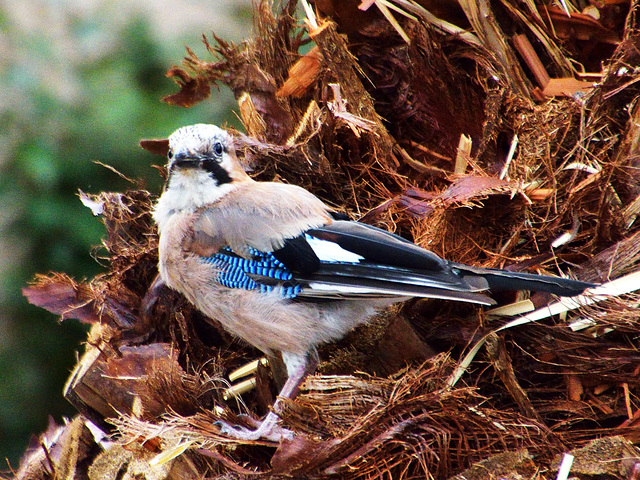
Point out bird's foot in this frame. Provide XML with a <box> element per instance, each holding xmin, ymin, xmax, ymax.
<box><xmin>215</xmin><ymin>411</ymin><xmax>294</xmax><ymax>442</ymax></box>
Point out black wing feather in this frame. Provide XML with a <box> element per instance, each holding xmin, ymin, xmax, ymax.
<box><xmin>307</xmin><ymin>221</ymin><xmax>446</xmax><ymax>271</ymax></box>
<box><xmin>303</xmin><ymin>263</ymin><xmax>486</xmax><ymax>292</ymax></box>
<box><xmin>272</xmin><ymin>235</ymin><xmax>320</xmax><ymax>274</ymax></box>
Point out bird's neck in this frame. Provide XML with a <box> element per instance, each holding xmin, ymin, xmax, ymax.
<box><xmin>153</xmin><ymin>172</ymin><xmax>252</xmax><ymax>233</ymax></box>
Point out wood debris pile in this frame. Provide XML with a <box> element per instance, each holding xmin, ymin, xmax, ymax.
<box><xmin>17</xmin><ymin>0</ymin><xmax>640</xmax><ymax>479</ymax></box>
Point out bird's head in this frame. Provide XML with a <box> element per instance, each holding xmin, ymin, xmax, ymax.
<box><xmin>166</xmin><ymin>124</ymin><xmax>250</xmax><ymax>189</ymax></box>
<box><xmin>153</xmin><ymin>124</ymin><xmax>251</xmax><ymax>229</ymax></box>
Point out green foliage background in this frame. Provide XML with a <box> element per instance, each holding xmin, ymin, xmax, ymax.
<box><xmin>0</xmin><ymin>3</ymin><xmax>249</xmax><ymax>468</ymax></box>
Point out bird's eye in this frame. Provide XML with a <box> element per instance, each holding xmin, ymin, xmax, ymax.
<box><xmin>167</xmin><ymin>150</ymin><xmax>174</xmax><ymax>160</ymax></box>
<box><xmin>213</xmin><ymin>142</ymin><xmax>224</xmax><ymax>156</ymax></box>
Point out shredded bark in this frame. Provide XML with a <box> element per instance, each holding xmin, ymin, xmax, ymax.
<box><xmin>17</xmin><ymin>1</ymin><xmax>640</xmax><ymax>479</ymax></box>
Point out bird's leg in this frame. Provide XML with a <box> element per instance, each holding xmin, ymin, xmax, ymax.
<box><xmin>265</xmin><ymin>352</ymin><xmax>289</xmax><ymax>391</ymax></box>
<box><xmin>217</xmin><ymin>351</ymin><xmax>317</xmax><ymax>442</ymax></box>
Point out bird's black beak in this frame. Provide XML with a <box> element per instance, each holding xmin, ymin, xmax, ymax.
<box><xmin>172</xmin><ymin>152</ymin><xmax>204</xmax><ymax>170</ymax></box>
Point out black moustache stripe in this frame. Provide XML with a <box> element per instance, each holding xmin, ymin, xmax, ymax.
<box><xmin>201</xmin><ymin>158</ymin><xmax>233</xmax><ymax>186</ymax></box>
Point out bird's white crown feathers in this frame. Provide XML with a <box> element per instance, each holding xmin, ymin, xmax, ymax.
<box><xmin>167</xmin><ymin>123</ymin><xmax>231</xmax><ymax>160</ymax></box>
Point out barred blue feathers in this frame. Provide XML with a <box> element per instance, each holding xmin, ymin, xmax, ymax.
<box><xmin>202</xmin><ymin>247</ymin><xmax>303</xmax><ymax>299</ymax></box>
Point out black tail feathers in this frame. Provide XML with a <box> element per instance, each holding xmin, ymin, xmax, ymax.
<box><xmin>453</xmin><ymin>264</ymin><xmax>594</xmax><ymax>297</ymax></box>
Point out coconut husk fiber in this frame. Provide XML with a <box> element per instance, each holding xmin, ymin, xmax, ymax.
<box><xmin>18</xmin><ymin>0</ymin><xmax>640</xmax><ymax>479</ymax></box>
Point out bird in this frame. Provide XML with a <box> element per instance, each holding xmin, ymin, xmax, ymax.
<box><xmin>151</xmin><ymin>123</ymin><xmax>593</xmax><ymax>441</ymax></box>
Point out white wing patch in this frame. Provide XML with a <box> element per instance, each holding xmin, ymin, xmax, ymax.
<box><xmin>305</xmin><ymin>234</ymin><xmax>364</xmax><ymax>263</ymax></box>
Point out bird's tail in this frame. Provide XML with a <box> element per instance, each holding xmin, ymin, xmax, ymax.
<box><xmin>452</xmin><ymin>264</ymin><xmax>594</xmax><ymax>297</ymax></box>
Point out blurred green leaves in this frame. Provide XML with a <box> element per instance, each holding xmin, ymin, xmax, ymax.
<box><xmin>0</xmin><ymin>8</ymin><xmax>241</xmax><ymax>467</ymax></box>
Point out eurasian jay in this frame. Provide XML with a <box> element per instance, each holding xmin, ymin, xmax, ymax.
<box><xmin>151</xmin><ymin>123</ymin><xmax>592</xmax><ymax>441</ymax></box>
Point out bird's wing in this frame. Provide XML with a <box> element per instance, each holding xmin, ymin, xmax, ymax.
<box><xmin>294</xmin><ymin>221</ymin><xmax>494</xmax><ymax>304</ymax></box>
<box><xmin>193</xmin><ymin>206</ymin><xmax>494</xmax><ymax>304</ymax></box>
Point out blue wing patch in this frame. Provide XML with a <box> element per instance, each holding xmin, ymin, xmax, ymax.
<box><xmin>201</xmin><ymin>247</ymin><xmax>302</xmax><ymax>299</ymax></box>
